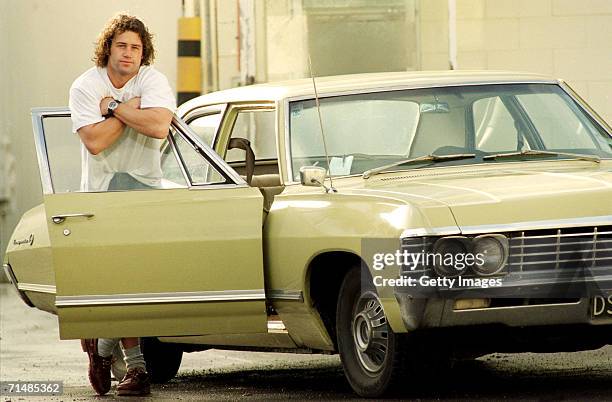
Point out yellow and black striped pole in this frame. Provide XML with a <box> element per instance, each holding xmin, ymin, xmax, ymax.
<box><xmin>177</xmin><ymin>17</ymin><xmax>202</xmax><ymax>106</ymax></box>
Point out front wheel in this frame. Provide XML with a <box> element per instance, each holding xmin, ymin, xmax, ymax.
<box><xmin>336</xmin><ymin>267</ymin><xmax>410</xmax><ymax>397</ymax></box>
<box><xmin>141</xmin><ymin>337</ymin><xmax>183</xmax><ymax>383</ymax></box>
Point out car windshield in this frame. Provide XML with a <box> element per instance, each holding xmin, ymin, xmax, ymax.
<box><xmin>288</xmin><ymin>84</ymin><xmax>612</xmax><ymax>180</ymax></box>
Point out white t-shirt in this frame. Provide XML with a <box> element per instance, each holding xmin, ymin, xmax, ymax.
<box><xmin>69</xmin><ymin>66</ymin><xmax>176</xmax><ymax>191</ymax></box>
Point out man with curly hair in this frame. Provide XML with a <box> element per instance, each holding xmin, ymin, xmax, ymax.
<box><xmin>69</xmin><ymin>14</ymin><xmax>176</xmax><ymax>396</ymax></box>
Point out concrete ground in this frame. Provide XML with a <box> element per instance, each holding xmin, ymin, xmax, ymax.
<box><xmin>1</xmin><ymin>283</ymin><xmax>611</xmax><ymax>401</ymax></box>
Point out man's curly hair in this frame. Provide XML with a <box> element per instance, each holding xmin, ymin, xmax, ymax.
<box><xmin>93</xmin><ymin>14</ymin><xmax>155</xmax><ymax>67</ymax></box>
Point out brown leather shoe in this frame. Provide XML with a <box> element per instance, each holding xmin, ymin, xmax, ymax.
<box><xmin>117</xmin><ymin>367</ymin><xmax>151</xmax><ymax>396</ymax></box>
<box><xmin>81</xmin><ymin>339</ymin><xmax>112</xmax><ymax>395</ymax></box>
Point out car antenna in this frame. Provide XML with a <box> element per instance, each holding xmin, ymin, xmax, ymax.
<box><xmin>307</xmin><ymin>54</ymin><xmax>336</xmax><ymax>193</ymax></box>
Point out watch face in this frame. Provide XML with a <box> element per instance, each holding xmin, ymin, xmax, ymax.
<box><xmin>108</xmin><ymin>100</ymin><xmax>118</xmax><ymax>111</ymax></box>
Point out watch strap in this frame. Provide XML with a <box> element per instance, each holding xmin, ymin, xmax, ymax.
<box><xmin>106</xmin><ymin>99</ymin><xmax>121</xmax><ymax>117</ymax></box>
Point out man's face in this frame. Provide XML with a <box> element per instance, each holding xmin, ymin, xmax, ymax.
<box><xmin>107</xmin><ymin>30</ymin><xmax>143</xmax><ymax>77</ymax></box>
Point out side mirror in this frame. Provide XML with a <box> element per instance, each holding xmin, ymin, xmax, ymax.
<box><xmin>299</xmin><ymin>166</ymin><xmax>327</xmax><ymax>187</ymax></box>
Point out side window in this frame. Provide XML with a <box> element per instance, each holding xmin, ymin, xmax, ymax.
<box><xmin>42</xmin><ymin>116</ymin><xmax>82</xmax><ymax>193</ymax></box>
<box><xmin>40</xmin><ymin>114</ymin><xmax>224</xmax><ymax>194</ymax></box>
<box><xmin>226</xmin><ymin>109</ymin><xmax>276</xmax><ymax>162</ymax></box>
<box><xmin>472</xmin><ymin>97</ymin><xmax>524</xmax><ymax>152</ymax></box>
<box><xmin>171</xmin><ymin>128</ymin><xmax>226</xmax><ymax>185</ymax></box>
<box><xmin>42</xmin><ymin>114</ymin><xmax>186</xmax><ymax>193</ymax></box>
<box><xmin>160</xmin><ymin>141</ymin><xmax>189</xmax><ymax>188</ymax></box>
<box><xmin>188</xmin><ymin>112</ymin><xmax>222</xmax><ymax>146</ymax></box>
<box><xmin>516</xmin><ymin>93</ymin><xmax>596</xmax><ymax>150</ymax></box>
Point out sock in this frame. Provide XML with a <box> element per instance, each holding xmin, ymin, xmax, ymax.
<box><xmin>97</xmin><ymin>338</ymin><xmax>119</xmax><ymax>358</ymax></box>
<box><xmin>123</xmin><ymin>345</ymin><xmax>146</xmax><ymax>371</ymax></box>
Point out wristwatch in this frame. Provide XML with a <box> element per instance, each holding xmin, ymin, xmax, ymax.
<box><xmin>106</xmin><ymin>99</ymin><xmax>121</xmax><ymax>117</ymax></box>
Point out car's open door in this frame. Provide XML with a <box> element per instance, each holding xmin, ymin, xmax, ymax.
<box><xmin>32</xmin><ymin>108</ymin><xmax>267</xmax><ymax>339</ymax></box>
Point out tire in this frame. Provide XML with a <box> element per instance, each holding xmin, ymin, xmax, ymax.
<box><xmin>336</xmin><ymin>267</ymin><xmax>410</xmax><ymax>397</ymax></box>
<box><xmin>141</xmin><ymin>337</ymin><xmax>183</xmax><ymax>383</ymax></box>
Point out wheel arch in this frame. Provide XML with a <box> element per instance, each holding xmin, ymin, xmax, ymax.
<box><xmin>306</xmin><ymin>250</ymin><xmax>366</xmax><ymax>349</ymax></box>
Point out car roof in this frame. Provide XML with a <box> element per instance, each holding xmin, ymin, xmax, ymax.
<box><xmin>178</xmin><ymin>70</ymin><xmax>558</xmax><ymax>113</ymax></box>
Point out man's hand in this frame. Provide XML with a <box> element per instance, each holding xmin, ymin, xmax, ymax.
<box><xmin>81</xmin><ymin>96</ymin><xmax>139</xmax><ymax>155</ymax></box>
<box><xmin>124</xmin><ymin>97</ymin><xmax>141</xmax><ymax>109</ymax></box>
<box><xmin>81</xmin><ymin>96</ymin><xmax>167</xmax><ymax>155</ymax></box>
<box><xmin>100</xmin><ymin>97</ymin><xmax>114</xmax><ymax>116</ymax></box>
<box><xmin>100</xmin><ymin>96</ymin><xmax>141</xmax><ymax>116</ymax></box>
<box><xmin>113</xmin><ymin>100</ymin><xmax>172</xmax><ymax>139</ymax></box>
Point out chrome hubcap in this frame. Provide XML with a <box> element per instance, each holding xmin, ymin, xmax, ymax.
<box><xmin>351</xmin><ymin>294</ymin><xmax>389</xmax><ymax>374</ymax></box>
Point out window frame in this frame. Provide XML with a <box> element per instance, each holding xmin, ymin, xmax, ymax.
<box><xmin>170</xmin><ymin>116</ymin><xmax>246</xmax><ymax>188</ymax></box>
<box><xmin>32</xmin><ymin>108</ymin><xmax>247</xmax><ymax>195</ymax></box>
<box><xmin>213</xmin><ymin>103</ymin><xmax>277</xmax><ymax>158</ymax></box>
<box><xmin>183</xmin><ymin>103</ymin><xmax>228</xmax><ymax>147</ymax></box>
<box><xmin>282</xmin><ymin>82</ymin><xmax>612</xmax><ymax>184</ymax></box>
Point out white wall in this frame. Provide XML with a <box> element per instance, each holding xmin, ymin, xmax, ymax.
<box><xmin>0</xmin><ymin>0</ymin><xmax>182</xmax><ymax>265</ymax></box>
<box><xmin>265</xmin><ymin>0</ymin><xmax>309</xmax><ymax>82</ymax></box>
<box><xmin>215</xmin><ymin>0</ymin><xmax>242</xmax><ymax>89</ymax></box>
<box><xmin>420</xmin><ymin>0</ymin><xmax>612</xmax><ymax>124</ymax></box>
<box><xmin>0</xmin><ymin>1</ymin><xmax>13</xmax><ymax>261</ymax></box>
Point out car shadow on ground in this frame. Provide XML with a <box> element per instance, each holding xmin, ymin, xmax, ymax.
<box><xmin>160</xmin><ymin>354</ymin><xmax>612</xmax><ymax>400</ymax></box>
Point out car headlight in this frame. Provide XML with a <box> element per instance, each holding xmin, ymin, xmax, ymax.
<box><xmin>432</xmin><ymin>236</ymin><xmax>470</xmax><ymax>277</ymax></box>
<box><xmin>472</xmin><ymin>235</ymin><xmax>508</xmax><ymax>276</ymax></box>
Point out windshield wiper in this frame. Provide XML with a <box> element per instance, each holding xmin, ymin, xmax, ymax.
<box><xmin>483</xmin><ymin>150</ymin><xmax>600</xmax><ymax>163</ymax></box>
<box><xmin>362</xmin><ymin>153</ymin><xmax>476</xmax><ymax>179</ymax></box>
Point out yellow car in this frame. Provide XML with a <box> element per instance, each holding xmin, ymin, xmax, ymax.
<box><xmin>4</xmin><ymin>71</ymin><xmax>612</xmax><ymax>397</ymax></box>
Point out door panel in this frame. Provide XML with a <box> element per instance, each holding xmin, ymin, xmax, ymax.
<box><xmin>33</xmin><ymin>108</ymin><xmax>267</xmax><ymax>339</ymax></box>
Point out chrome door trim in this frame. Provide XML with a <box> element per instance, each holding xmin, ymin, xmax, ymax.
<box><xmin>166</xmin><ymin>132</ymin><xmax>192</xmax><ymax>186</ymax></box>
<box><xmin>55</xmin><ymin>289</ymin><xmax>266</xmax><ymax>307</ymax></box>
<box><xmin>187</xmin><ymin>183</ymin><xmax>250</xmax><ymax>191</ymax></box>
<box><xmin>172</xmin><ymin>116</ymin><xmax>246</xmax><ymax>185</ymax></box>
<box><xmin>166</xmin><ymin>130</ymin><xmax>250</xmax><ymax>190</ymax></box>
<box><xmin>267</xmin><ymin>289</ymin><xmax>304</xmax><ymax>302</ymax></box>
<box><xmin>31</xmin><ymin>108</ymin><xmax>70</xmax><ymax>195</ymax></box>
<box><xmin>181</xmin><ymin>103</ymin><xmax>228</xmax><ymax>130</ymax></box>
<box><xmin>176</xmin><ymin>102</ymin><xmax>227</xmax><ymax>123</ymax></box>
<box><xmin>18</xmin><ymin>283</ymin><xmax>57</xmax><ymax>294</ymax></box>
<box><xmin>283</xmin><ymin>98</ymin><xmax>294</xmax><ymax>184</ymax></box>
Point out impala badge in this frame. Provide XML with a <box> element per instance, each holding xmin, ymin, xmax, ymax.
<box><xmin>13</xmin><ymin>234</ymin><xmax>34</xmax><ymax>246</ymax></box>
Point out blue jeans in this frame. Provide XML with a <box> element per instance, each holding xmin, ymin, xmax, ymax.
<box><xmin>108</xmin><ymin>173</ymin><xmax>155</xmax><ymax>191</ymax></box>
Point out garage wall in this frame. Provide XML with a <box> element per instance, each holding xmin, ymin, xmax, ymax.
<box><xmin>420</xmin><ymin>0</ymin><xmax>612</xmax><ymax>124</ymax></box>
<box><xmin>419</xmin><ymin>0</ymin><xmax>451</xmax><ymax>70</ymax></box>
<box><xmin>263</xmin><ymin>0</ymin><xmax>418</xmax><ymax>83</ymax></box>
<box><xmin>265</xmin><ymin>0</ymin><xmax>309</xmax><ymax>82</ymax></box>
<box><xmin>215</xmin><ymin>0</ymin><xmax>243</xmax><ymax>89</ymax></box>
<box><xmin>0</xmin><ymin>0</ymin><xmax>182</xmax><ymax>269</ymax></box>
<box><xmin>0</xmin><ymin>3</ymin><xmax>12</xmax><ymax>266</ymax></box>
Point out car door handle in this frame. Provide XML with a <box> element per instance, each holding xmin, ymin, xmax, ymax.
<box><xmin>51</xmin><ymin>213</ymin><xmax>95</xmax><ymax>224</ymax></box>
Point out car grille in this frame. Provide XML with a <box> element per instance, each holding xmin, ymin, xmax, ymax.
<box><xmin>400</xmin><ymin>237</ymin><xmax>435</xmax><ymax>273</ymax></box>
<box><xmin>507</xmin><ymin>225</ymin><xmax>612</xmax><ymax>272</ymax></box>
<box><xmin>400</xmin><ymin>225</ymin><xmax>612</xmax><ymax>273</ymax></box>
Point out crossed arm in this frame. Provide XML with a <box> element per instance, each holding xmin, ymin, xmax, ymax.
<box><xmin>77</xmin><ymin>97</ymin><xmax>173</xmax><ymax>155</ymax></box>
